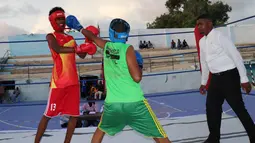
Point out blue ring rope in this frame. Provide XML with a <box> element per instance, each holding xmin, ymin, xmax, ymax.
<box><xmin>0</xmin><ymin>55</ymin><xmax>254</xmax><ymax>86</ymax></box>
<box><xmin>0</xmin><ymin>15</ymin><xmax>254</xmax><ymax>44</ymax></box>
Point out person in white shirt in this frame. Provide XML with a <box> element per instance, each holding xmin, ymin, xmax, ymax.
<box><xmin>197</xmin><ymin>14</ymin><xmax>255</xmax><ymax>143</ymax></box>
<box><xmin>82</xmin><ymin>102</ymin><xmax>99</xmax><ymax>127</ymax></box>
<box><xmin>82</xmin><ymin>102</ymin><xmax>97</xmax><ymax>113</ymax></box>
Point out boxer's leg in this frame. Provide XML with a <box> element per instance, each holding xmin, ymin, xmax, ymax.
<box><xmin>35</xmin><ymin>88</ymin><xmax>64</xmax><ymax>143</ymax></box>
<box><xmin>62</xmin><ymin>85</ymin><xmax>80</xmax><ymax>143</ymax></box>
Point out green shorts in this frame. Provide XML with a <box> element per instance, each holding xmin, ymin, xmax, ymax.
<box><xmin>98</xmin><ymin>99</ymin><xmax>167</xmax><ymax>138</ymax></box>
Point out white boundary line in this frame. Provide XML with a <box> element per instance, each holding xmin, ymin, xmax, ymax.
<box><xmin>0</xmin><ymin>119</ymin><xmax>37</xmax><ymax>130</ymax></box>
<box><xmin>0</xmin><ymin>108</ymin><xmax>13</xmax><ymax>115</ymax></box>
<box><xmin>147</xmin><ymin>98</ymin><xmax>183</xmax><ymax>112</ymax></box>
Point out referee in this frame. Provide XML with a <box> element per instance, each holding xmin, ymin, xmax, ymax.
<box><xmin>197</xmin><ymin>14</ymin><xmax>255</xmax><ymax>143</ymax></box>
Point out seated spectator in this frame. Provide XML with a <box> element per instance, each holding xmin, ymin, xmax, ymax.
<box><xmin>143</xmin><ymin>41</ymin><xmax>148</xmax><ymax>48</ymax></box>
<box><xmin>139</xmin><ymin>40</ymin><xmax>143</xmax><ymax>49</ymax></box>
<box><xmin>59</xmin><ymin>115</ymin><xmax>82</xmax><ymax>128</ymax></box>
<box><xmin>88</xmin><ymin>86</ymin><xmax>96</xmax><ymax>100</ymax></box>
<box><xmin>182</xmin><ymin>39</ymin><xmax>189</xmax><ymax>49</ymax></box>
<box><xmin>148</xmin><ymin>41</ymin><xmax>154</xmax><ymax>49</ymax></box>
<box><xmin>82</xmin><ymin>102</ymin><xmax>99</xmax><ymax>127</ymax></box>
<box><xmin>10</xmin><ymin>87</ymin><xmax>21</xmax><ymax>103</ymax></box>
<box><xmin>82</xmin><ymin>102</ymin><xmax>97</xmax><ymax>113</ymax></box>
<box><xmin>177</xmin><ymin>39</ymin><xmax>182</xmax><ymax>49</ymax></box>
<box><xmin>94</xmin><ymin>88</ymin><xmax>103</xmax><ymax>100</ymax></box>
<box><xmin>171</xmin><ymin>40</ymin><xmax>176</xmax><ymax>49</ymax></box>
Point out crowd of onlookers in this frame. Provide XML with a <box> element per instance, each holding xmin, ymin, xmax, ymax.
<box><xmin>171</xmin><ymin>39</ymin><xmax>189</xmax><ymax>49</ymax></box>
<box><xmin>139</xmin><ymin>40</ymin><xmax>154</xmax><ymax>49</ymax></box>
<box><xmin>138</xmin><ymin>39</ymin><xmax>189</xmax><ymax>50</ymax></box>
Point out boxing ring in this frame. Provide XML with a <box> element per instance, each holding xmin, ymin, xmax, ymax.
<box><xmin>0</xmin><ymin>16</ymin><xmax>255</xmax><ymax>143</ymax></box>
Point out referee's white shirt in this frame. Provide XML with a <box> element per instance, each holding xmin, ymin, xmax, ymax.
<box><xmin>199</xmin><ymin>29</ymin><xmax>249</xmax><ymax>85</ymax></box>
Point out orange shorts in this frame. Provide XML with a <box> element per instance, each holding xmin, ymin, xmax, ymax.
<box><xmin>44</xmin><ymin>85</ymin><xmax>80</xmax><ymax>118</ymax></box>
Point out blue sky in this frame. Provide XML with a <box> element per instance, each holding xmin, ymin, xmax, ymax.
<box><xmin>0</xmin><ymin>0</ymin><xmax>254</xmax><ymax>37</ymax></box>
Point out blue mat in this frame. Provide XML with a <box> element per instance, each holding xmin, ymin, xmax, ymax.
<box><xmin>0</xmin><ymin>90</ymin><xmax>254</xmax><ymax>131</ymax></box>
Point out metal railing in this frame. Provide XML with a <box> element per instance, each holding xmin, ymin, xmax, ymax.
<box><xmin>0</xmin><ymin>50</ymin><xmax>10</xmax><ymax>71</ymax></box>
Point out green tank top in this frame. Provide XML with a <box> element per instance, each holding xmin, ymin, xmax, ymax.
<box><xmin>103</xmin><ymin>42</ymin><xmax>145</xmax><ymax>103</ymax></box>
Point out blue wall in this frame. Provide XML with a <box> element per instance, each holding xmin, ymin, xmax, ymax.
<box><xmin>8</xmin><ymin>32</ymin><xmax>86</xmax><ymax>57</ymax></box>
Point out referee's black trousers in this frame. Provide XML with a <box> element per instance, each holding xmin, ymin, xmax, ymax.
<box><xmin>206</xmin><ymin>68</ymin><xmax>255</xmax><ymax>142</ymax></box>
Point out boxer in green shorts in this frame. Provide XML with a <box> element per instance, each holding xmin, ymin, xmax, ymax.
<box><xmin>66</xmin><ymin>15</ymin><xmax>172</xmax><ymax>143</ymax></box>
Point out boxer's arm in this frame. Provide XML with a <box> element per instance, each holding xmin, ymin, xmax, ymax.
<box><xmin>80</xmin><ymin>29</ymin><xmax>107</xmax><ymax>49</ymax></box>
<box><xmin>126</xmin><ymin>46</ymin><xmax>142</xmax><ymax>83</ymax></box>
<box><xmin>74</xmin><ymin>41</ymin><xmax>87</xmax><ymax>59</ymax></box>
<box><xmin>46</xmin><ymin>34</ymin><xmax>75</xmax><ymax>53</ymax></box>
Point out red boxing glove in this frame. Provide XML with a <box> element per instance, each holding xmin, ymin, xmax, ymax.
<box><xmin>85</xmin><ymin>25</ymin><xmax>99</xmax><ymax>43</ymax></box>
<box><xmin>75</xmin><ymin>43</ymin><xmax>97</xmax><ymax>55</ymax></box>
<box><xmin>86</xmin><ymin>25</ymin><xmax>99</xmax><ymax>36</ymax></box>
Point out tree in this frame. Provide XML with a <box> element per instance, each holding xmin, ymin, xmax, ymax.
<box><xmin>147</xmin><ymin>0</ymin><xmax>232</xmax><ymax>28</ymax></box>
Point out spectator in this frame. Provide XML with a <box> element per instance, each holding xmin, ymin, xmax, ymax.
<box><xmin>94</xmin><ymin>88</ymin><xmax>103</xmax><ymax>100</ymax></box>
<box><xmin>171</xmin><ymin>40</ymin><xmax>176</xmax><ymax>49</ymax></box>
<box><xmin>82</xmin><ymin>102</ymin><xmax>99</xmax><ymax>127</ymax></box>
<box><xmin>148</xmin><ymin>41</ymin><xmax>154</xmax><ymax>49</ymax></box>
<box><xmin>82</xmin><ymin>102</ymin><xmax>97</xmax><ymax>113</ymax></box>
<box><xmin>89</xmin><ymin>86</ymin><xmax>96</xmax><ymax>99</ymax></box>
<box><xmin>143</xmin><ymin>41</ymin><xmax>148</xmax><ymax>48</ymax></box>
<box><xmin>177</xmin><ymin>39</ymin><xmax>182</xmax><ymax>49</ymax></box>
<box><xmin>139</xmin><ymin>40</ymin><xmax>143</xmax><ymax>49</ymax></box>
<box><xmin>10</xmin><ymin>87</ymin><xmax>21</xmax><ymax>103</ymax></box>
<box><xmin>182</xmin><ymin>39</ymin><xmax>189</xmax><ymax>49</ymax></box>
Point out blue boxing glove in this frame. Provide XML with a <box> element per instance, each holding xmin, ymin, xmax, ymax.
<box><xmin>135</xmin><ymin>50</ymin><xmax>143</xmax><ymax>69</ymax></box>
<box><xmin>66</xmin><ymin>15</ymin><xmax>83</xmax><ymax>32</ymax></box>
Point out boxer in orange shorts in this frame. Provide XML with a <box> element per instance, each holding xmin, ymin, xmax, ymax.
<box><xmin>34</xmin><ymin>7</ymin><xmax>98</xmax><ymax>143</ymax></box>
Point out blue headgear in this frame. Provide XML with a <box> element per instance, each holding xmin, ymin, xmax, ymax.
<box><xmin>109</xmin><ymin>18</ymin><xmax>130</xmax><ymax>43</ymax></box>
